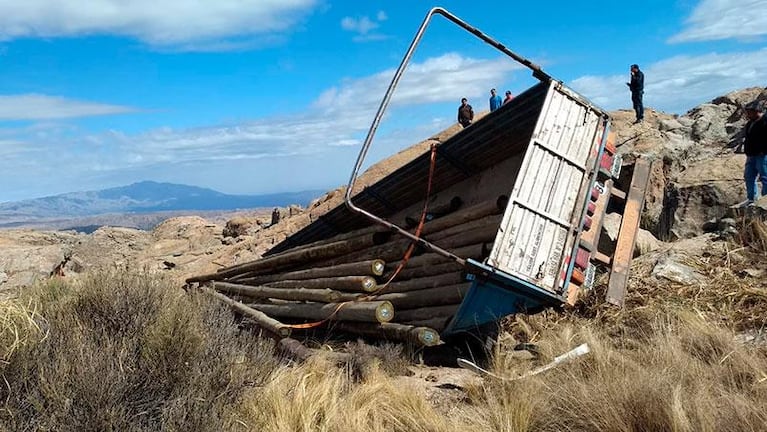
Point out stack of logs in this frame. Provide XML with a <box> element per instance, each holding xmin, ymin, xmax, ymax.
<box><xmin>186</xmin><ymin>195</ymin><xmax>509</xmax><ymax>350</ymax></box>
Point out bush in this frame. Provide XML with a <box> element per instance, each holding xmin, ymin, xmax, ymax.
<box><xmin>0</xmin><ymin>271</ymin><xmax>277</xmax><ymax>431</ymax></box>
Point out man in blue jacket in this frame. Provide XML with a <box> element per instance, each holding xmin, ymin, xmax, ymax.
<box><xmin>489</xmin><ymin>88</ymin><xmax>502</xmax><ymax>112</ymax></box>
<box><xmin>742</xmin><ymin>100</ymin><xmax>767</xmax><ymax>205</ymax></box>
<box><xmin>626</xmin><ymin>64</ymin><xmax>644</xmax><ymax>123</ymax></box>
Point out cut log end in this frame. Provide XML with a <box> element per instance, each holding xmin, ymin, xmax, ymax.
<box><xmin>376</xmin><ymin>301</ymin><xmax>395</xmax><ymax>323</ymax></box>
<box><xmin>361</xmin><ymin>276</ymin><xmax>378</xmax><ymax>292</ymax></box>
<box><xmin>371</xmin><ymin>259</ymin><xmax>386</xmax><ymax>276</ymax></box>
<box><xmin>414</xmin><ymin>327</ymin><xmax>441</xmax><ymax>346</ymax></box>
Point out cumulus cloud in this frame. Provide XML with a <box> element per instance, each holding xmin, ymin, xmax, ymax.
<box><xmin>0</xmin><ymin>0</ymin><xmax>315</xmax><ymax>47</ymax></box>
<box><xmin>670</xmin><ymin>0</ymin><xmax>767</xmax><ymax>42</ymax></box>
<box><xmin>570</xmin><ymin>48</ymin><xmax>767</xmax><ymax>113</ymax></box>
<box><xmin>340</xmin><ymin>10</ymin><xmax>389</xmax><ymax>42</ymax></box>
<box><xmin>0</xmin><ymin>94</ymin><xmax>136</xmax><ymax>120</ymax></box>
<box><xmin>315</xmin><ymin>52</ymin><xmax>522</xmax><ymax>112</ymax></box>
<box><xmin>0</xmin><ymin>53</ymin><xmax>523</xmax><ymax>200</ymax></box>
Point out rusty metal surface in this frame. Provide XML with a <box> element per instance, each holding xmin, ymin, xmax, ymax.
<box><xmin>267</xmin><ymin>82</ymin><xmax>549</xmax><ymax>255</ymax></box>
<box><xmin>606</xmin><ymin>158</ymin><xmax>652</xmax><ymax>306</ymax></box>
<box><xmin>579</xmin><ymin>179</ymin><xmax>613</xmax><ymax>252</ymax></box>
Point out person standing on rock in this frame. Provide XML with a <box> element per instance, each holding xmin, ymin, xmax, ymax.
<box><xmin>742</xmin><ymin>100</ymin><xmax>767</xmax><ymax>205</ymax></box>
<box><xmin>457</xmin><ymin>98</ymin><xmax>474</xmax><ymax>128</ymax></box>
<box><xmin>626</xmin><ymin>64</ymin><xmax>644</xmax><ymax>124</ymax></box>
<box><xmin>489</xmin><ymin>88</ymin><xmax>502</xmax><ymax>112</ymax></box>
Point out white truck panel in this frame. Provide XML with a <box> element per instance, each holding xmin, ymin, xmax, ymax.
<box><xmin>489</xmin><ymin>82</ymin><xmax>606</xmax><ymax>292</ymax></box>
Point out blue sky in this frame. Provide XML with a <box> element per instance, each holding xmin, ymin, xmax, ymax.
<box><xmin>0</xmin><ymin>0</ymin><xmax>766</xmax><ymax>202</ymax></box>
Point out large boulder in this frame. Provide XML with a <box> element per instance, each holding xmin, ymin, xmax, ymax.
<box><xmin>610</xmin><ymin>87</ymin><xmax>767</xmax><ymax>240</ymax></box>
<box><xmin>66</xmin><ymin>226</ymin><xmax>151</xmax><ymax>274</ymax></box>
<box><xmin>660</xmin><ymin>154</ymin><xmax>745</xmax><ymax>240</ymax></box>
<box><xmin>0</xmin><ymin>230</ymin><xmax>83</xmax><ymax>290</ymax></box>
<box><xmin>599</xmin><ymin>213</ymin><xmax>663</xmax><ymax>257</ymax></box>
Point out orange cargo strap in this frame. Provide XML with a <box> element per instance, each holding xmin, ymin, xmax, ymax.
<box><xmin>375</xmin><ymin>142</ymin><xmax>438</xmax><ymax>291</ymax></box>
<box><xmin>283</xmin><ymin>143</ymin><xmax>439</xmax><ymax>330</ymax></box>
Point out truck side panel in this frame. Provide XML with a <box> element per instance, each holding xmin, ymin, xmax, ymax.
<box><xmin>488</xmin><ymin>83</ymin><xmax>606</xmax><ymax>292</ymax></box>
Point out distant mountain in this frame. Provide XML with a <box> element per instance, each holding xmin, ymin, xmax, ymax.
<box><xmin>0</xmin><ymin>181</ymin><xmax>324</xmax><ymax>225</ymax></box>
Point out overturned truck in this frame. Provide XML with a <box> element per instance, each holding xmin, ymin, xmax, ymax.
<box><xmin>187</xmin><ymin>8</ymin><xmax>650</xmax><ymax>350</ymax></box>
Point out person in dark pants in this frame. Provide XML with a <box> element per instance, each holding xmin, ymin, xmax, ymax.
<box><xmin>741</xmin><ymin>100</ymin><xmax>767</xmax><ymax>206</ymax></box>
<box><xmin>457</xmin><ymin>98</ymin><xmax>474</xmax><ymax>128</ymax></box>
<box><xmin>626</xmin><ymin>64</ymin><xmax>644</xmax><ymax>123</ymax></box>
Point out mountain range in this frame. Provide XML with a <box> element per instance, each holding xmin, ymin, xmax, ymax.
<box><xmin>0</xmin><ymin>181</ymin><xmax>324</xmax><ymax>229</ymax></box>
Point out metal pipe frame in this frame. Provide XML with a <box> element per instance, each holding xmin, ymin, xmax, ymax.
<box><xmin>344</xmin><ymin>7</ymin><xmax>553</xmax><ymax>265</ymax></box>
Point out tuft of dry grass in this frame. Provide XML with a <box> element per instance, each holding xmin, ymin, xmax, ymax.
<box><xmin>239</xmin><ymin>357</ymin><xmax>455</xmax><ymax>432</ymax></box>
<box><xmin>464</xmin><ymin>311</ymin><xmax>767</xmax><ymax>432</ymax></box>
<box><xmin>0</xmin><ymin>298</ymin><xmax>43</xmax><ymax>363</ymax></box>
<box><xmin>740</xmin><ymin>218</ymin><xmax>767</xmax><ymax>253</ymax></box>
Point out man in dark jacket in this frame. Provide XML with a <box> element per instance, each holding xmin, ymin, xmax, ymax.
<box><xmin>626</xmin><ymin>64</ymin><xmax>644</xmax><ymax>123</ymax></box>
<box><xmin>457</xmin><ymin>98</ymin><xmax>474</xmax><ymax>128</ymax></box>
<box><xmin>742</xmin><ymin>100</ymin><xmax>767</xmax><ymax>205</ymax></box>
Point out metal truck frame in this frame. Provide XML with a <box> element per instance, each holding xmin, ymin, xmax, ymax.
<box><xmin>259</xmin><ymin>7</ymin><xmax>651</xmax><ymax>339</ymax></box>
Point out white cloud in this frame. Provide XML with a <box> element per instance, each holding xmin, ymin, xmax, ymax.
<box><xmin>670</xmin><ymin>0</ymin><xmax>767</xmax><ymax>42</ymax></box>
<box><xmin>314</xmin><ymin>52</ymin><xmax>522</xmax><ymax>112</ymax></box>
<box><xmin>0</xmin><ymin>53</ymin><xmax>524</xmax><ymax>200</ymax></box>
<box><xmin>341</xmin><ymin>16</ymin><xmax>379</xmax><ymax>35</ymax></box>
<box><xmin>570</xmin><ymin>48</ymin><xmax>767</xmax><ymax>113</ymax></box>
<box><xmin>0</xmin><ymin>0</ymin><xmax>315</xmax><ymax>47</ymax></box>
<box><xmin>0</xmin><ymin>94</ymin><xmax>136</xmax><ymax>120</ymax></box>
<box><xmin>341</xmin><ymin>10</ymin><xmax>389</xmax><ymax>42</ymax></box>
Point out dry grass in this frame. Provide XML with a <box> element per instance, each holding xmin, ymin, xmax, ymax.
<box><xmin>2</xmin><ymin>258</ymin><xmax>766</xmax><ymax>431</ymax></box>
<box><xmin>0</xmin><ymin>271</ymin><xmax>278</xmax><ymax>431</ymax></box>
<box><xmin>740</xmin><ymin>218</ymin><xmax>767</xmax><ymax>253</ymax></box>
<box><xmin>0</xmin><ymin>298</ymin><xmax>43</xmax><ymax>363</ymax></box>
<box><xmin>239</xmin><ymin>357</ymin><xmax>454</xmax><ymax>432</ymax></box>
<box><xmin>465</xmin><ymin>312</ymin><xmax>767</xmax><ymax>432</ymax></box>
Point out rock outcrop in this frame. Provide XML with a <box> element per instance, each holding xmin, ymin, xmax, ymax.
<box><xmin>2</xmin><ymin>89</ymin><xmax>766</xmax><ymax>292</ymax></box>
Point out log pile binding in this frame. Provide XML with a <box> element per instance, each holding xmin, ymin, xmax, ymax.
<box><xmin>186</xmin><ymin>195</ymin><xmax>509</xmax><ymax>349</ymax></box>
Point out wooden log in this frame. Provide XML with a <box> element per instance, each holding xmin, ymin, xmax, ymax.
<box><xmin>316</xmin><ymin>239</ymin><xmax>414</xmax><ymax>267</ymax></box>
<box><xmin>384</xmin><ymin>243</ymin><xmax>487</xmax><ymax>272</ymax></box>
<box><xmin>213</xmin><ymin>281</ymin><xmax>363</xmax><ymax>303</ymax></box>
<box><xmin>404</xmin><ymin>196</ymin><xmax>463</xmax><ymax>228</ymax></box>
<box><xmin>375</xmin><ymin>283</ymin><xmax>470</xmax><ymax>309</ymax></box>
<box><xmin>260</xmin><ymin>276</ymin><xmax>378</xmax><ymax>293</ymax></box>
<box><xmin>233</xmin><ymin>259</ymin><xmax>386</xmax><ymax>285</ymax></box>
<box><xmin>394</xmin><ymin>304</ymin><xmax>460</xmax><ymax>322</ymax></box>
<box><xmin>432</xmin><ymin>223</ymin><xmax>499</xmax><ymax>250</ymax></box>
<box><xmin>273</xmin><ymin>224</ymin><xmax>388</xmax><ymax>253</ymax></box>
<box><xmin>249</xmin><ymin>300</ymin><xmax>394</xmax><ymax>323</ymax></box>
<box><xmin>399</xmin><ymin>317</ymin><xmax>453</xmax><ymax>333</ymax></box>
<box><xmin>425</xmin><ymin>213</ymin><xmax>503</xmax><ymax>242</ymax></box>
<box><xmin>187</xmin><ymin>232</ymin><xmax>390</xmax><ymax>283</ymax></box>
<box><xmin>319</xmin><ymin>212</ymin><xmax>497</xmax><ymax>270</ymax></box>
<box><xmin>330</xmin><ymin>322</ymin><xmax>441</xmax><ymax>346</ymax></box>
<box><xmin>380</xmin><ymin>272</ymin><xmax>466</xmax><ymax>294</ymax></box>
<box><xmin>201</xmin><ymin>287</ymin><xmax>291</xmax><ymax>337</ymax></box>
<box><xmin>384</xmin><ymin>261</ymin><xmax>465</xmax><ymax>281</ymax></box>
<box><xmin>278</xmin><ymin>338</ymin><xmax>350</xmax><ymax>363</ymax></box>
<box><xmin>417</xmin><ymin>195</ymin><xmax>508</xmax><ymax>236</ymax></box>
<box><xmin>314</xmin><ymin>217</ymin><xmax>497</xmax><ymax>271</ymax></box>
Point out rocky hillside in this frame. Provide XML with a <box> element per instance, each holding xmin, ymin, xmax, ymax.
<box><xmin>1</xmin><ymin>88</ymin><xmax>766</xmax><ymax>293</ymax></box>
